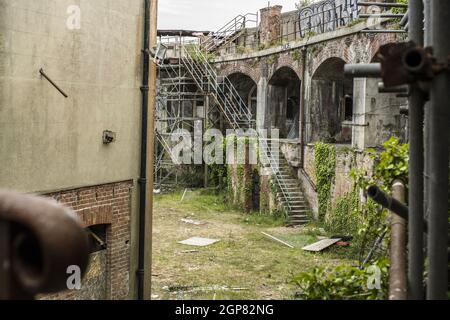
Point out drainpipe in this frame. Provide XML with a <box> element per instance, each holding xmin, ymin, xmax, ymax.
<box><xmin>389</xmin><ymin>180</ymin><xmax>408</xmax><ymax>300</ymax></box>
<box><xmin>427</xmin><ymin>0</ymin><xmax>450</xmax><ymax>300</ymax></box>
<box><xmin>407</xmin><ymin>0</ymin><xmax>425</xmax><ymax>301</ymax></box>
<box><xmin>137</xmin><ymin>0</ymin><xmax>157</xmax><ymax>301</ymax></box>
<box><xmin>299</xmin><ymin>47</ymin><xmax>307</xmax><ymax>169</ymax></box>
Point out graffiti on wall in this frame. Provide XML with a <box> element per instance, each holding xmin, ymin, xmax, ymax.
<box><xmin>298</xmin><ymin>0</ymin><xmax>359</xmax><ymax>37</ymax></box>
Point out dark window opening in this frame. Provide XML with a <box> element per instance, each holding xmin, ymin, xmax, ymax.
<box><xmin>87</xmin><ymin>225</ymin><xmax>108</xmax><ymax>253</ymax></box>
<box><xmin>287</xmin><ymin>97</ymin><xmax>299</xmax><ymax>120</ymax></box>
<box><xmin>344</xmin><ymin>95</ymin><xmax>353</xmax><ymax>121</ymax></box>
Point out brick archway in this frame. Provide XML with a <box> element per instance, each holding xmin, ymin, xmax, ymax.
<box><xmin>218</xmin><ymin>62</ymin><xmax>261</xmax><ymax>84</ymax></box>
<box><xmin>273</xmin><ymin>54</ymin><xmax>302</xmax><ymax>81</ymax></box>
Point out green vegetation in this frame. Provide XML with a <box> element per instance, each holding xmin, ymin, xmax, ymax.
<box><xmin>292</xmin><ymin>50</ymin><xmax>302</xmax><ymax>63</ymax></box>
<box><xmin>314</xmin><ymin>142</ymin><xmax>336</xmax><ymax>220</ymax></box>
<box><xmin>294</xmin><ymin>137</ymin><xmax>409</xmax><ymax>299</ymax></box>
<box><xmin>293</xmin><ymin>259</ymin><xmax>389</xmax><ymax>300</ymax></box>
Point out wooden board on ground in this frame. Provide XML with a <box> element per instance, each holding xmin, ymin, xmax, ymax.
<box><xmin>302</xmin><ymin>238</ymin><xmax>341</xmax><ymax>252</ymax></box>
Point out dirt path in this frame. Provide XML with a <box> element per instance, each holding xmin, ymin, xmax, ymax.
<box><xmin>151</xmin><ymin>189</ymin><xmax>354</xmax><ymax>300</ymax></box>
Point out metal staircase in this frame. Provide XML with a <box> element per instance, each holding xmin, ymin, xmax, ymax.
<box><xmin>181</xmin><ymin>44</ymin><xmax>254</xmax><ymax>129</ymax></box>
<box><xmin>201</xmin><ymin>13</ymin><xmax>258</xmax><ymax>53</ymax></box>
<box><xmin>261</xmin><ymin>139</ymin><xmax>311</xmax><ymax>226</ymax></box>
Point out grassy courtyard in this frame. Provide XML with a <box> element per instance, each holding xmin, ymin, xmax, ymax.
<box><xmin>151</xmin><ymin>189</ymin><xmax>356</xmax><ymax>300</ymax></box>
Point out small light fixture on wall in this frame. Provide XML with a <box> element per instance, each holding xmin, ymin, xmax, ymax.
<box><xmin>103</xmin><ymin>130</ymin><xmax>116</xmax><ymax>145</ymax></box>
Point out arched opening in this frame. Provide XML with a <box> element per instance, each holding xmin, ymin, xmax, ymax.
<box><xmin>268</xmin><ymin>67</ymin><xmax>301</xmax><ymax>139</ymax></box>
<box><xmin>227</xmin><ymin>72</ymin><xmax>257</xmax><ymax>120</ymax></box>
<box><xmin>309</xmin><ymin>57</ymin><xmax>353</xmax><ymax>144</ymax></box>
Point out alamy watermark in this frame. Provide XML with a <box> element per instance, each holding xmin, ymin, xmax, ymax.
<box><xmin>66</xmin><ymin>5</ymin><xmax>81</xmax><ymax>30</ymax></box>
<box><xmin>163</xmin><ymin>125</ymin><xmax>281</xmax><ymax>172</ymax></box>
<box><xmin>66</xmin><ymin>265</ymin><xmax>82</xmax><ymax>290</ymax></box>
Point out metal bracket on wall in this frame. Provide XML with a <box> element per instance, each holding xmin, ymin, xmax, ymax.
<box><xmin>39</xmin><ymin>68</ymin><xmax>69</xmax><ymax>98</ymax></box>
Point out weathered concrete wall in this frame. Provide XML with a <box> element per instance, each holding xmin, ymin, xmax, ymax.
<box><xmin>0</xmin><ymin>0</ymin><xmax>142</xmax><ymax>193</ymax></box>
<box><xmin>353</xmin><ymin>78</ymin><xmax>407</xmax><ymax>149</ymax></box>
<box><xmin>0</xmin><ymin>0</ymin><xmax>143</xmax><ymax>299</ymax></box>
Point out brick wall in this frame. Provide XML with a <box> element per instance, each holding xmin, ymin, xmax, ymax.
<box><xmin>40</xmin><ymin>181</ymin><xmax>133</xmax><ymax>300</ymax></box>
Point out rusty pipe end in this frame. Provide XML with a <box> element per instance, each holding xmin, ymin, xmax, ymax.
<box><xmin>0</xmin><ymin>191</ymin><xmax>90</xmax><ymax>296</ymax></box>
<box><xmin>402</xmin><ymin>47</ymin><xmax>429</xmax><ymax>74</ymax></box>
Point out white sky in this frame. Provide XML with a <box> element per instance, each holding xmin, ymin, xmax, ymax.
<box><xmin>158</xmin><ymin>0</ymin><xmax>300</xmax><ymax>31</ymax></box>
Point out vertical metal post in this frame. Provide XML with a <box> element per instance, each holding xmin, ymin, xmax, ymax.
<box><xmin>427</xmin><ymin>0</ymin><xmax>450</xmax><ymax>300</ymax></box>
<box><xmin>407</xmin><ymin>0</ymin><xmax>426</xmax><ymax>300</ymax></box>
<box><xmin>204</xmin><ymin>96</ymin><xmax>210</xmax><ymax>188</ymax></box>
<box><xmin>422</xmin><ymin>1</ymin><xmax>432</xmax><ymax>290</ymax></box>
<box><xmin>143</xmin><ymin>0</ymin><xmax>158</xmax><ymax>300</ymax></box>
<box><xmin>138</xmin><ymin>0</ymin><xmax>151</xmax><ymax>301</ymax></box>
<box><xmin>423</xmin><ymin>0</ymin><xmax>431</xmax><ymax>221</ymax></box>
<box><xmin>299</xmin><ymin>47</ymin><xmax>307</xmax><ymax>169</ymax></box>
<box><xmin>0</xmin><ymin>220</ymin><xmax>10</xmax><ymax>300</ymax></box>
<box><xmin>390</xmin><ymin>180</ymin><xmax>408</xmax><ymax>300</ymax></box>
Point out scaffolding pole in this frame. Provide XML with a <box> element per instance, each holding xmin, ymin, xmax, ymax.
<box><xmin>427</xmin><ymin>0</ymin><xmax>450</xmax><ymax>300</ymax></box>
<box><xmin>407</xmin><ymin>0</ymin><xmax>425</xmax><ymax>301</ymax></box>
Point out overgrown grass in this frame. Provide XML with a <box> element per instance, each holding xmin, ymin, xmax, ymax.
<box><xmin>152</xmin><ymin>189</ymin><xmax>356</xmax><ymax>300</ymax></box>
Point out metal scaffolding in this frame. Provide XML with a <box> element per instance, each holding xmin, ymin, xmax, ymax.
<box><xmin>155</xmin><ymin>36</ymin><xmax>209</xmax><ymax>187</ymax></box>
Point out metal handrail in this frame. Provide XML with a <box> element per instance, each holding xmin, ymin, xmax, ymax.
<box><xmin>181</xmin><ymin>44</ymin><xmax>253</xmax><ymax>128</ymax></box>
<box><xmin>202</xmin><ymin>13</ymin><xmax>258</xmax><ymax>53</ymax></box>
<box><xmin>259</xmin><ymin>138</ymin><xmax>294</xmax><ymax>218</ymax></box>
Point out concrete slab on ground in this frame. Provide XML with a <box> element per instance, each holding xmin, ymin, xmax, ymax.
<box><xmin>178</xmin><ymin>237</ymin><xmax>220</xmax><ymax>247</ymax></box>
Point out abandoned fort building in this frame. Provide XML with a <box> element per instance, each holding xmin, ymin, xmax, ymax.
<box><xmin>1</xmin><ymin>0</ymin><xmax>412</xmax><ymax>300</ymax></box>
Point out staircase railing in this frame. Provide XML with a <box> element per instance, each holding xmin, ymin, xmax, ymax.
<box><xmin>181</xmin><ymin>44</ymin><xmax>253</xmax><ymax>129</ymax></box>
<box><xmin>259</xmin><ymin>138</ymin><xmax>294</xmax><ymax>217</ymax></box>
<box><xmin>201</xmin><ymin>13</ymin><xmax>258</xmax><ymax>53</ymax></box>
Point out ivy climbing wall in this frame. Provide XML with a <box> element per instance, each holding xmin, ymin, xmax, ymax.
<box><xmin>301</xmin><ymin>143</ymin><xmax>374</xmax><ymax>220</ymax></box>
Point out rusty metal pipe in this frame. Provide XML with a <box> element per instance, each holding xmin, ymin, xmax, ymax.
<box><xmin>367</xmin><ymin>185</ymin><xmax>409</xmax><ymax>220</ymax></box>
<box><xmin>0</xmin><ymin>191</ymin><xmax>89</xmax><ymax>299</ymax></box>
<box><xmin>344</xmin><ymin>63</ymin><xmax>382</xmax><ymax>78</ymax></box>
<box><xmin>402</xmin><ymin>47</ymin><xmax>430</xmax><ymax>75</ymax></box>
<box><xmin>389</xmin><ymin>180</ymin><xmax>408</xmax><ymax>300</ymax></box>
<box><xmin>378</xmin><ymin>82</ymin><xmax>409</xmax><ymax>94</ymax></box>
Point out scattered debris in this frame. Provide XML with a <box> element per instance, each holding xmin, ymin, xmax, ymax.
<box><xmin>261</xmin><ymin>232</ymin><xmax>295</xmax><ymax>248</ymax></box>
<box><xmin>336</xmin><ymin>241</ymin><xmax>351</xmax><ymax>247</ymax></box>
<box><xmin>178</xmin><ymin>237</ymin><xmax>220</xmax><ymax>247</ymax></box>
<box><xmin>179</xmin><ymin>250</ymin><xmax>200</xmax><ymax>254</ymax></box>
<box><xmin>181</xmin><ymin>218</ymin><xmax>205</xmax><ymax>226</ymax></box>
<box><xmin>302</xmin><ymin>238</ymin><xmax>342</xmax><ymax>252</ymax></box>
<box><xmin>164</xmin><ymin>285</ymin><xmax>248</xmax><ymax>294</ymax></box>
<box><xmin>180</xmin><ymin>188</ymin><xmax>189</xmax><ymax>202</ymax></box>
<box><xmin>331</xmin><ymin>235</ymin><xmax>354</xmax><ymax>242</ymax></box>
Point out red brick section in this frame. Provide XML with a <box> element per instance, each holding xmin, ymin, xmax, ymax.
<box><xmin>39</xmin><ymin>180</ymin><xmax>133</xmax><ymax>300</ymax></box>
